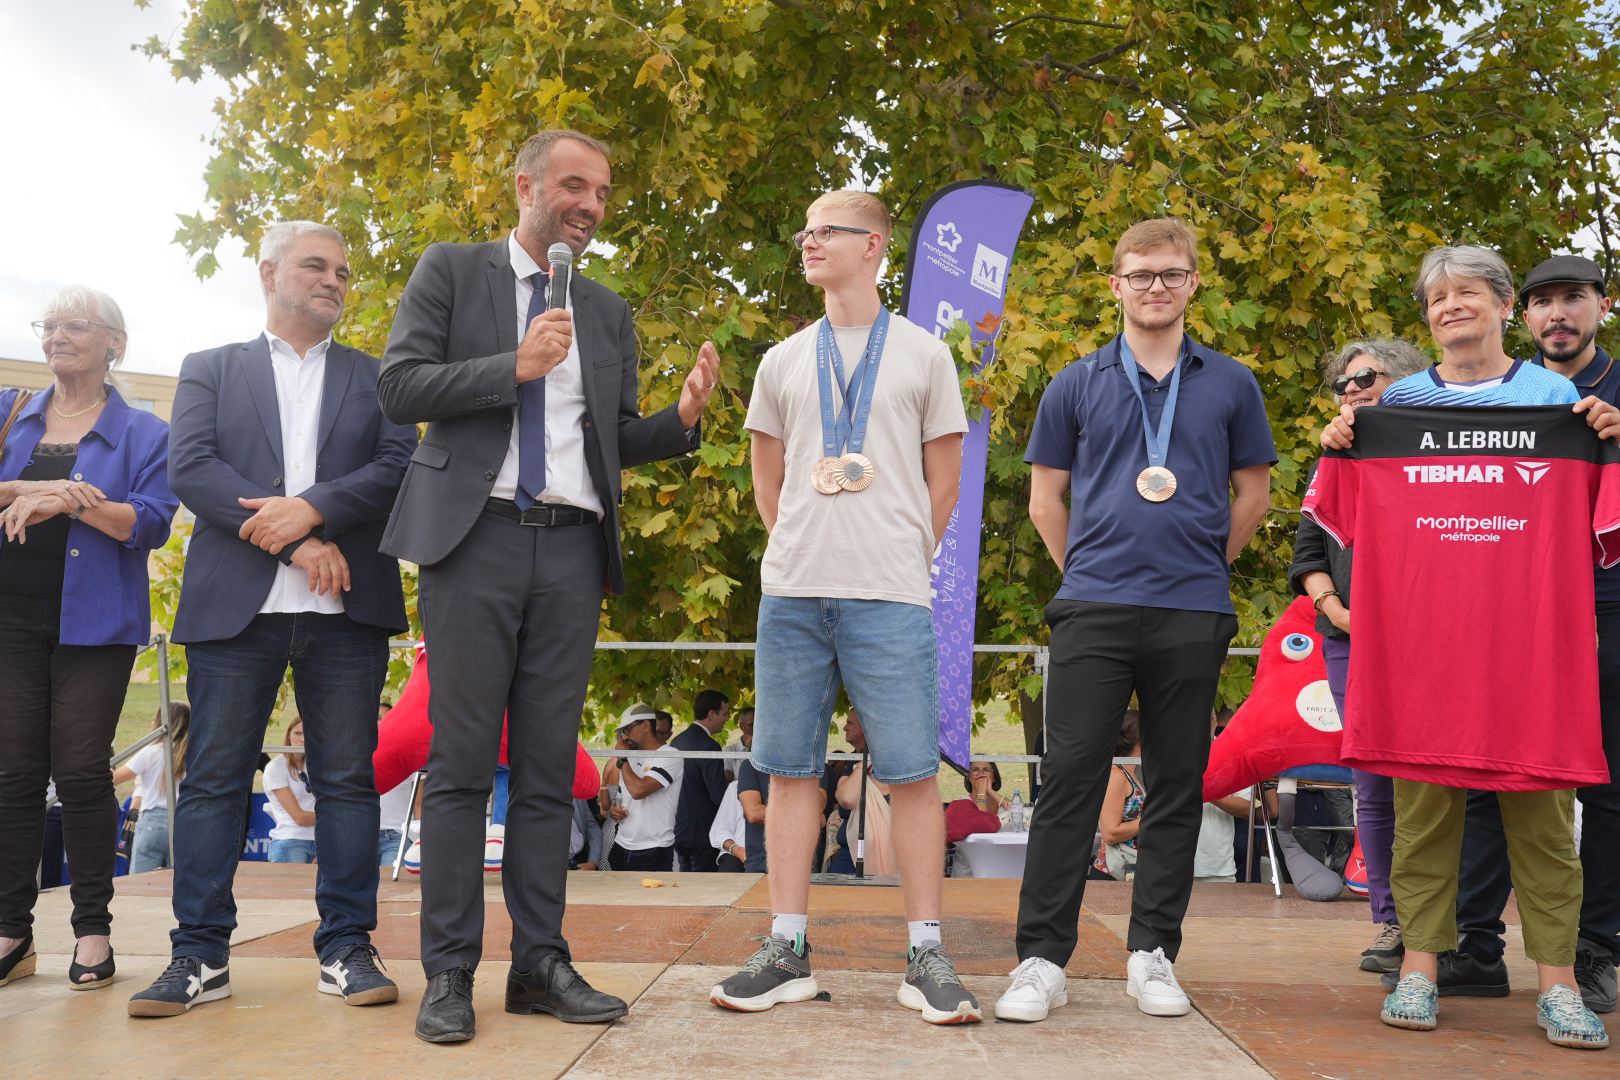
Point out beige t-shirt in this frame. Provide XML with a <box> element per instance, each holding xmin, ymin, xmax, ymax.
<box><xmin>745</xmin><ymin>313</ymin><xmax>969</xmax><ymax>608</ymax></box>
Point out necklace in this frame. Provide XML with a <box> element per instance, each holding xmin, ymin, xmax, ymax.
<box><xmin>52</xmin><ymin>393</ymin><xmax>107</xmax><ymax>419</ymax></box>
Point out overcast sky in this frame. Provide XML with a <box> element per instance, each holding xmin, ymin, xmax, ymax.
<box><xmin>0</xmin><ymin>0</ymin><xmax>264</xmax><ymax>376</ymax></box>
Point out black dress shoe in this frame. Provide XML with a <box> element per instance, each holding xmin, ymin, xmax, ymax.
<box><xmin>506</xmin><ymin>949</ymin><xmax>628</xmax><ymax>1023</ymax></box>
<box><xmin>416</xmin><ymin>964</ymin><xmax>476</xmax><ymax>1043</ymax></box>
<box><xmin>1379</xmin><ymin>949</ymin><xmax>1510</xmax><ymax>997</ymax></box>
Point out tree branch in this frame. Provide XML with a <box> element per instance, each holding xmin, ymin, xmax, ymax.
<box><xmin>996</xmin><ymin>14</ymin><xmax>1126</xmax><ymax>35</ymax></box>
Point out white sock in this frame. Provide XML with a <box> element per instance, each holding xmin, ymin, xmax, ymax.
<box><xmin>909</xmin><ymin>920</ymin><xmax>942</xmax><ymax>950</ymax></box>
<box><xmin>771</xmin><ymin>913</ymin><xmax>808</xmax><ymax>949</ymax></box>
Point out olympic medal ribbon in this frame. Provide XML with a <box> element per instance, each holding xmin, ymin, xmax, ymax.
<box><xmin>1120</xmin><ymin>335</ymin><xmax>1186</xmax><ymax>501</ymax></box>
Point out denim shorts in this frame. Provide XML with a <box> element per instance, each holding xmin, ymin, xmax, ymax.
<box><xmin>752</xmin><ymin>595</ymin><xmax>940</xmax><ymax>784</ymax></box>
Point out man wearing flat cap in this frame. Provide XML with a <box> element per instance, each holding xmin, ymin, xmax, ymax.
<box><xmin>1441</xmin><ymin>255</ymin><xmax>1619</xmax><ymax>1014</ymax></box>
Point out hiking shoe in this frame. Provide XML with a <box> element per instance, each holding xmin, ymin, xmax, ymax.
<box><xmin>1538</xmin><ymin>983</ymin><xmax>1610</xmax><ymax>1049</ymax></box>
<box><xmin>1127</xmin><ymin>947</ymin><xmax>1190</xmax><ymax>1016</ymax></box>
<box><xmin>1380</xmin><ymin>971</ymin><xmax>1438</xmax><ymax>1030</ymax></box>
<box><xmin>898</xmin><ymin>942</ymin><xmax>981</xmax><ymax>1024</ymax></box>
<box><xmin>994</xmin><ymin>956</ymin><xmax>1067</xmax><ymax>1022</ymax></box>
<box><xmin>709</xmin><ymin>935</ymin><xmax>818</xmax><ymax>1012</ymax></box>
<box><xmin>1575</xmin><ymin>940</ymin><xmax>1617</xmax><ymax>1014</ymax></box>
<box><xmin>1360</xmin><ymin>922</ymin><xmax>1404</xmax><ymax>973</ymax></box>
<box><xmin>1381</xmin><ymin>949</ymin><xmax>1509</xmax><ymax>997</ymax></box>
<box><xmin>319</xmin><ymin>942</ymin><xmax>399</xmax><ymax>1005</ymax></box>
<box><xmin>128</xmin><ymin>957</ymin><xmax>231</xmax><ymax>1017</ymax></box>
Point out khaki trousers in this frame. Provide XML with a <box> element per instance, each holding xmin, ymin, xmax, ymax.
<box><xmin>1391</xmin><ymin>780</ymin><xmax>1581</xmax><ymax>965</ymax></box>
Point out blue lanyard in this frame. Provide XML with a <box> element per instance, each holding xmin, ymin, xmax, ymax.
<box><xmin>815</xmin><ymin>309</ymin><xmax>890</xmax><ymax>457</ymax></box>
<box><xmin>1119</xmin><ymin>336</ymin><xmax>1185</xmax><ymax>470</ymax></box>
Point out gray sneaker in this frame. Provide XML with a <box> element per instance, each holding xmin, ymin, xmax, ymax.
<box><xmin>898</xmin><ymin>942</ymin><xmax>981</xmax><ymax>1024</ymax></box>
<box><xmin>1575</xmin><ymin>940</ymin><xmax>1618</xmax><ymax>1015</ymax></box>
<box><xmin>710</xmin><ymin>935</ymin><xmax>818</xmax><ymax>1012</ymax></box>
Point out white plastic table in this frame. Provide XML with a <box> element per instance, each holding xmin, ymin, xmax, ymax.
<box><xmin>951</xmin><ymin>830</ymin><xmax>1030</xmax><ymax>879</ymax></box>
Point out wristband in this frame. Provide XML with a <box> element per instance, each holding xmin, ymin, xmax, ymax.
<box><xmin>1312</xmin><ymin>590</ymin><xmax>1340</xmax><ymax>614</ymax></box>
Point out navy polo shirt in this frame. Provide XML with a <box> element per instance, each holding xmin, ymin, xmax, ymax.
<box><xmin>1532</xmin><ymin>346</ymin><xmax>1620</xmax><ymax>603</ymax></box>
<box><xmin>1025</xmin><ymin>335</ymin><xmax>1277</xmax><ymax>613</ymax></box>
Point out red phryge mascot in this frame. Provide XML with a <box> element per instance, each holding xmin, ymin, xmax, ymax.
<box><xmin>1204</xmin><ymin>595</ymin><xmax>1353</xmax><ymax>901</ymax></box>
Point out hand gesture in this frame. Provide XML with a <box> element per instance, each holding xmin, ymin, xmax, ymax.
<box><xmin>516</xmin><ymin>309</ymin><xmax>574</xmax><ymax>384</ymax></box>
<box><xmin>677</xmin><ymin>342</ymin><xmax>721</xmax><ymax>429</ymax></box>
<box><xmin>239</xmin><ymin>496</ymin><xmax>324</xmax><ymax>554</ymax></box>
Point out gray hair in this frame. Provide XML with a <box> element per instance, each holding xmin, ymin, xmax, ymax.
<box><xmin>1413</xmin><ymin>245</ymin><xmax>1517</xmax><ymax>324</ymax></box>
<box><xmin>42</xmin><ymin>284</ymin><xmax>127</xmax><ymax>371</ymax></box>
<box><xmin>258</xmin><ymin>220</ymin><xmax>345</xmax><ymax>298</ymax></box>
<box><xmin>1322</xmin><ymin>338</ymin><xmax>1432</xmax><ymax>394</ymax></box>
<box><xmin>514</xmin><ymin>129</ymin><xmax>611</xmax><ymax>181</ymax></box>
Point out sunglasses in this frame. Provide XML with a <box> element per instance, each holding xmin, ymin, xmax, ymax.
<box><xmin>1332</xmin><ymin>366</ymin><xmax>1387</xmax><ymax>395</ymax></box>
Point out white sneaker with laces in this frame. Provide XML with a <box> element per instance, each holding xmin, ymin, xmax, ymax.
<box><xmin>1127</xmin><ymin>947</ymin><xmax>1190</xmax><ymax>1016</ymax></box>
<box><xmin>994</xmin><ymin>957</ymin><xmax>1068</xmax><ymax>1022</ymax></box>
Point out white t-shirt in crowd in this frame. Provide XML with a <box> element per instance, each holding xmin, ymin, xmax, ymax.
<box><xmin>129</xmin><ymin>743</ymin><xmax>169</xmax><ymax>811</ymax></box>
<box><xmin>709</xmin><ymin>780</ymin><xmax>747</xmax><ymax>852</ymax></box>
<box><xmin>264</xmin><ymin>756</ymin><xmax>317</xmax><ymax>841</ymax></box>
<box><xmin>378</xmin><ymin>777</ymin><xmax>414</xmax><ymax>834</ymax></box>
<box><xmin>1194</xmin><ymin>786</ymin><xmax>1250</xmax><ymax>880</ymax></box>
<box><xmin>613</xmin><ymin>755</ymin><xmax>684</xmax><ymax>851</ymax></box>
<box><xmin>745</xmin><ymin>314</ymin><xmax>970</xmax><ymax>608</ymax></box>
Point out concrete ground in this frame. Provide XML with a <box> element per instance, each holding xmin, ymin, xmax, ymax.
<box><xmin>6</xmin><ymin>866</ymin><xmax>1609</xmax><ymax>1079</ymax></box>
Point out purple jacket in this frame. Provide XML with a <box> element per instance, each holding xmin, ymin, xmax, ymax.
<box><xmin>0</xmin><ymin>385</ymin><xmax>178</xmax><ymax>645</ymax></box>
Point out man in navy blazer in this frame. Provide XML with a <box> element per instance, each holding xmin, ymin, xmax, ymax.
<box><xmin>130</xmin><ymin>221</ymin><xmax>416</xmax><ymax>1020</ymax></box>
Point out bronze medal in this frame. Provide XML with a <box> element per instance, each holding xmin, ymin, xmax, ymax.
<box><xmin>1136</xmin><ymin>465</ymin><xmax>1177</xmax><ymax>502</ymax></box>
<box><xmin>812</xmin><ymin>456</ymin><xmax>844</xmax><ymax>495</ymax></box>
<box><xmin>836</xmin><ymin>453</ymin><xmax>874</xmax><ymax>492</ymax></box>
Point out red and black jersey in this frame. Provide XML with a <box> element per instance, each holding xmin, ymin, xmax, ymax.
<box><xmin>1302</xmin><ymin>405</ymin><xmax>1620</xmax><ymax>790</ymax></box>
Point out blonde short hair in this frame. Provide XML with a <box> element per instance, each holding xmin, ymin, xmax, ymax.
<box><xmin>805</xmin><ymin>190</ymin><xmax>892</xmax><ymax>243</ymax></box>
<box><xmin>1113</xmin><ymin>218</ymin><xmax>1200</xmax><ymax>273</ymax></box>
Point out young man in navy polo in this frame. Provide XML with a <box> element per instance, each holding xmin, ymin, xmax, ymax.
<box><xmin>996</xmin><ymin>218</ymin><xmax>1275</xmax><ymax>1022</ymax></box>
<box><xmin>1439</xmin><ymin>255</ymin><xmax>1619</xmax><ymax>1012</ymax></box>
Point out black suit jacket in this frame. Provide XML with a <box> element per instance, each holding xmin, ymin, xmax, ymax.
<box><xmin>168</xmin><ymin>337</ymin><xmax>416</xmax><ymax>644</ymax></box>
<box><xmin>376</xmin><ymin>238</ymin><xmax>698</xmax><ymax>590</ymax></box>
<box><xmin>671</xmin><ymin>723</ymin><xmax>728</xmax><ymax>848</ymax></box>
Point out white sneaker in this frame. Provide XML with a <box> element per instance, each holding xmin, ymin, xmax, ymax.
<box><xmin>483</xmin><ymin>823</ymin><xmax>505</xmax><ymax>872</ymax></box>
<box><xmin>994</xmin><ymin>956</ymin><xmax>1067</xmax><ymax>1021</ymax></box>
<box><xmin>1127</xmin><ymin>948</ymin><xmax>1190</xmax><ymax>1016</ymax></box>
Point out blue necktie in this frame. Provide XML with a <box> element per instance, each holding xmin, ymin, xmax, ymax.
<box><xmin>515</xmin><ymin>271</ymin><xmax>548</xmax><ymax>509</ymax></box>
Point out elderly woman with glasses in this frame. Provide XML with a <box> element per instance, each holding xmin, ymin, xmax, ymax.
<box><xmin>0</xmin><ymin>286</ymin><xmax>178</xmax><ymax>992</ymax></box>
<box><xmin>1288</xmin><ymin>337</ymin><xmax>1430</xmax><ymax>974</ymax></box>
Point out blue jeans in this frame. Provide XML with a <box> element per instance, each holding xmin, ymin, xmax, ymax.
<box><xmin>130</xmin><ymin>807</ymin><xmax>170</xmax><ymax>874</ymax></box>
<box><xmin>378</xmin><ymin>830</ymin><xmax>404</xmax><ymax>868</ymax></box>
<box><xmin>753</xmin><ymin>595</ymin><xmax>940</xmax><ymax>784</ymax></box>
<box><xmin>268</xmin><ymin>838</ymin><xmax>317</xmax><ymax>863</ymax></box>
<box><xmin>170</xmin><ymin>613</ymin><xmax>388</xmax><ymax>965</ymax></box>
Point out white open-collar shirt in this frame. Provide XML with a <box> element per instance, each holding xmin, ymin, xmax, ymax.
<box><xmin>259</xmin><ymin>328</ymin><xmax>344</xmax><ymax>614</ymax></box>
<box><xmin>489</xmin><ymin>232</ymin><xmax>603</xmax><ymax>515</ymax></box>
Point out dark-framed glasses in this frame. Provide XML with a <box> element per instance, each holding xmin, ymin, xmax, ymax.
<box><xmin>792</xmin><ymin>224</ymin><xmax>874</xmax><ymax>249</ymax></box>
<box><xmin>1120</xmin><ymin>269</ymin><xmax>1193</xmax><ymax>291</ymax></box>
<box><xmin>31</xmin><ymin>319</ymin><xmax>109</xmax><ymax>339</ymax></box>
<box><xmin>1332</xmin><ymin>366</ymin><xmax>1387</xmax><ymax>395</ymax></box>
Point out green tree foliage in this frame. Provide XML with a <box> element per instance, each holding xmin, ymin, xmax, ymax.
<box><xmin>145</xmin><ymin>0</ymin><xmax>1620</xmax><ymax>732</ymax></box>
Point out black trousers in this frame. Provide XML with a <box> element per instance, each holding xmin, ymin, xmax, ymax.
<box><xmin>1018</xmin><ymin>600</ymin><xmax>1236</xmax><ymax>965</ymax></box>
<box><xmin>1457</xmin><ymin>603</ymin><xmax>1620</xmax><ymax>961</ymax></box>
<box><xmin>676</xmin><ymin>845</ymin><xmax>719</xmax><ymax>872</ymax></box>
<box><xmin>0</xmin><ymin>596</ymin><xmax>137</xmax><ymax>939</ymax></box>
<box><xmin>417</xmin><ymin>512</ymin><xmax>606</xmax><ymax>976</ymax></box>
<box><xmin>609</xmin><ymin>845</ymin><xmax>675</xmax><ymax>872</ymax></box>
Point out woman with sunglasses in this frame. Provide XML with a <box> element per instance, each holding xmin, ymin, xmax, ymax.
<box><xmin>265</xmin><ymin>718</ymin><xmax>318</xmax><ymax>863</ymax></box>
<box><xmin>1289</xmin><ymin>338</ymin><xmax>1430</xmax><ymax>973</ymax></box>
<box><xmin>0</xmin><ymin>286</ymin><xmax>178</xmax><ymax>992</ymax></box>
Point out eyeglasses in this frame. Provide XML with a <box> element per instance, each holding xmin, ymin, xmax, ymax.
<box><xmin>31</xmin><ymin>319</ymin><xmax>110</xmax><ymax>339</ymax></box>
<box><xmin>1119</xmin><ymin>269</ymin><xmax>1193</xmax><ymax>291</ymax></box>
<box><xmin>1332</xmin><ymin>366</ymin><xmax>1388</xmax><ymax>395</ymax></box>
<box><xmin>792</xmin><ymin>224</ymin><xmax>874</xmax><ymax>249</ymax></box>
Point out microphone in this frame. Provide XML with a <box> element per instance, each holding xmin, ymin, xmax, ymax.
<box><xmin>547</xmin><ymin>243</ymin><xmax>573</xmax><ymax>311</ymax></box>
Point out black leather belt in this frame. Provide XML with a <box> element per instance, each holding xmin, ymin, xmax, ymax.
<box><xmin>484</xmin><ymin>497</ymin><xmax>599</xmax><ymax>527</ymax></box>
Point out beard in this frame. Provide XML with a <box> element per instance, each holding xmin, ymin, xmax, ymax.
<box><xmin>1538</xmin><ymin>323</ymin><xmax>1597</xmax><ymax>364</ymax></box>
<box><xmin>1123</xmin><ymin>300</ymin><xmax>1187</xmax><ymax>333</ymax></box>
<box><xmin>275</xmin><ymin>288</ymin><xmax>343</xmax><ymax>329</ymax></box>
<box><xmin>525</xmin><ymin>201</ymin><xmax>598</xmax><ymax>256</ymax></box>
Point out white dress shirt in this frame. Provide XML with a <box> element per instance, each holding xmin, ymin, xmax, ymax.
<box><xmin>258</xmin><ymin>329</ymin><xmax>344</xmax><ymax>614</ymax></box>
<box><xmin>488</xmin><ymin>232</ymin><xmax>603</xmax><ymax>514</ymax></box>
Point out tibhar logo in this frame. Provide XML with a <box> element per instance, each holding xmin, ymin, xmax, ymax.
<box><xmin>933</xmin><ymin>299</ymin><xmax>964</xmax><ymax>340</ymax></box>
<box><xmin>1514</xmin><ymin>461</ymin><xmax>1551</xmax><ymax>485</ymax></box>
<box><xmin>935</xmin><ymin>223</ymin><xmax>963</xmax><ymax>253</ymax></box>
<box><xmin>970</xmin><ymin>243</ymin><xmax>1009</xmax><ymax>297</ymax></box>
<box><xmin>1403</xmin><ymin>464</ymin><xmax>1504</xmax><ymax>483</ymax></box>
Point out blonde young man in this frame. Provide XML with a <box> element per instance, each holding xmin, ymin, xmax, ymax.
<box><xmin>1000</xmin><ymin>218</ymin><xmax>1275</xmax><ymax>1022</ymax></box>
<box><xmin>709</xmin><ymin>191</ymin><xmax>978</xmax><ymax>1024</ymax></box>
